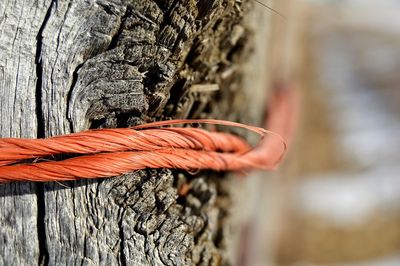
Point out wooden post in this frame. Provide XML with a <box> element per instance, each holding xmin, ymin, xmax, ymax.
<box><xmin>0</xmin><ymin>0</ymin><xmax>275</xmax><ymax>264</ymax></box>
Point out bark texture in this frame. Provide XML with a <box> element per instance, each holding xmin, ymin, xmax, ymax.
<box><xmin>0</xmin><ymin>0</ymin><xmax>267</xmax><ymax>265</ymax></box>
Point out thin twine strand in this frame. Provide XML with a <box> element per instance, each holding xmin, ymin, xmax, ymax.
<box><xmin>0</xmin><ymin>87</ymin><xmax>298</xmax><ymax>183</ymax></box>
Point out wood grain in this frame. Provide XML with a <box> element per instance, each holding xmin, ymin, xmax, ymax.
<box><xmin>0</xmin><ymin>0</ymin><xmax>269</xmax><ymax>264</ymax></box>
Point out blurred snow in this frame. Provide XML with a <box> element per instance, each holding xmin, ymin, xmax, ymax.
<box><xmin>295</xmin><ymin>0</ymin><xmax>400</xmax><ymax>226</ymax></box>
<box><xmin>264</xmin><ymin>0</ymin><xmax>400</xmax><ymax>264</ymax></box>
<box><xmin>297</xmin><ymin>166</ymin><xmax>400</xmax><ymax>226</ymax></box>
<box><xmin>315</xmin><ymin>34</ymin><xmax>400</xmax><ymax>167</ymax></box>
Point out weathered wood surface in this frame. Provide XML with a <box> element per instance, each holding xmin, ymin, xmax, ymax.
<box><xmin>0</xmin><ymin>0</ymin><xmax>270</xmax><ymax>265</ymax></box>
<box><xmin>0</xmin><ymin>1</ymin><xmax>51</xmax><ymax>265</ymax></box>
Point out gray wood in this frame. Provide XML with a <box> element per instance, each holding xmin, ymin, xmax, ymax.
<box><xmin>0</xmin><ymin>0</ymin><xmax>52</xmax><ymax>265</ymax></box>
<box><xmin>0</xmin><ymin>0</ymin><xmax>267</xmax><ymax>265</ymax></box>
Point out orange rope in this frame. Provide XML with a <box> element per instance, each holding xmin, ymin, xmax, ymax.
<box><xmin>0</xmin><ymin>86</ymin><xmax>298</xmax><ymax>183</ymax></box>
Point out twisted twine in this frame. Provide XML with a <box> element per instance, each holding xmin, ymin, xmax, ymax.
<box><xmin>0</xmin><ymin>88</ymin><xmax>298</xmax><ymax>182</ymax></box>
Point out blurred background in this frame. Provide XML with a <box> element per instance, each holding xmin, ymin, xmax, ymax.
<box><xmin>258</xmin><ymin>1</ymin><xmax>400</xmax><ymax>265</ymax></box>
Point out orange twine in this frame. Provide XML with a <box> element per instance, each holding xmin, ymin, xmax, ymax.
<box><xmin>0</xmin><ymin>87</ymin><xmax>298</xmax><ymax>183</ymax></box>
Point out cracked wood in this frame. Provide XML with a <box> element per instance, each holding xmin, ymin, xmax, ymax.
<box><xmin>0</xmin><ymin>0</ymin><xmax>267</xmax><ymax>265</ymax></box>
